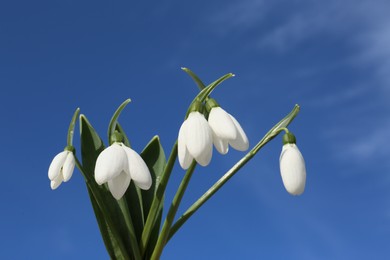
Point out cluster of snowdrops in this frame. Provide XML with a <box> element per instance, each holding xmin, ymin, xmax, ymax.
<box><xmin>47</xmin><ymin>68</ymin><xmax>306</xmax><ymax>260</ymax></box>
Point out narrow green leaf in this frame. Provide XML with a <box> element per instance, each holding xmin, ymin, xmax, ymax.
<box><xmin>115</xmin><ymin>122</ymin><xmax>131</xmax><ymax>147</ymax></box>
<box><xmin>87</xmin><ymin>186</ymin><xmax>123</xmax><ymax>260</ymax></box>
<box><xmin>151</xmin><ymin>162</ymin><xmax>196</xmax><ymax>260</ymax></box>
<box><xmin>140</xmin><ymin>136</ymin><xmax>166</xmax><ymax>214</ymax></box>
<box><xmin>140</xmin><ymin>141</ymin><xmax>176</xmax><ymax>257</ymax></box>
<box><xmin>139</xmin><ymin>136</ymin><xmax>167</xmax><ymax>256</ymax></box>
<box><xmin>80</xmin><ymin>115</ymin><xmax>134</xmax><ymax>259</ymax></box>
<box><xmin>181</xmin><ymin>67</ymin><xmax>206</xmax><ymax>90</ymax></box>
<box><xmin>198</xmin><ymin>72</ymin><xmax>234</xmax><ymax>102</ymax></box>
<box><xmin>185</xmin><ymin>72</ymin><xmax>234</xmax><ymax>119</ymax></box>
<box><xmin>143</xmin><ymin>209</ymin><xmax>163</xmax><ymax>260</ymax></box>
<box><xmin>115</xmin><ymin>122</ymin><xmax>145</xmax><ymax>242</ymax></box>
<box><xmin>123</xmin><ymin>182</ymin><xmax>145</xmax><ymax>242</ymax></box>
<box><xmin>67</xmin><ymin>107</ymin><xmax>80</xmax><ymax>146</ymax></box>
<box><xmin>79</xmin><ymin>115</ymin><xmax>105</xmax><ymax>178</ymax></box>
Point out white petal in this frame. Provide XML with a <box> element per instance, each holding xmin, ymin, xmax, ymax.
<box><xmin>279</xmin><ymin>144</ymin><xmax>306</xmax><ymax>195</ymax></box>
<box><xmin>48</xmin><ymin>151</ymin><xmax>68</xmax><ymax>180</ymax></box>
<box><xmin>181</xmin><ymin>148</ymin><xmax>194</xmax><ymax>169</ymax></box>
<box><xmin>62</xmin><ymin>152</ymin><xmax>75</xmax><ymax>182</ymax></box>
<box><xmin>195</xmin><ymin>140</ymin><xmax>213</xmax><ymax>166</ymax></box>
<box><xmin>95</xmin><ymin>143</ymin><xmax>128</xmax><ymax>185</ymax></box>
<box><xmin>228</xmin><ymin>114</ymin><xmax>249</xmax><ymax>151</ymax></box>
<box><xmin>185</xmin><ymin>112</ymin><xmax>213</xmax><ymax>159</ymax></box>
<box><xmin>178</xmin><ymin>120</ymin><xmax>193</xmax><ymax>169</ymax></box>
<box><xmin>212</xmin><ymin>131</ymin><xmax>229</xmax><ymax>155</ymax></box>
<box><xmin>108</xmin><ymin>171</ymin><xmax>131</xmax><ymax>200</ymax></box>
<box><xmin>50</xmin><ymin>174</ymin><xmax>64</xmax><ymax>190</ymax></box>
<box><xmin>123</xmin><ymin>146</ymin><xmax>152</xmax><ymax>190</ymax></box>
<box><xmin>208</xmin><ymin>107</ymin><xmax>237</xmax><ymax>140</ymax></box>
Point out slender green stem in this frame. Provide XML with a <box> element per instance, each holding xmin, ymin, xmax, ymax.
<box><xmin>74</xmin><ymin>157</ymin><xmax>131</xmax><ymax>260</ymax></box>
<box><xmin>252</xmin><ymin>105</ymin><xmax>299</xmax><ymax>154</ymax></box>
<box><xmin>73</xmin><ymin>156</ymin><xmax>95</xmax><ymax>187</ymax></box>
<box><xmin>167</xmin><ymin>150</ymin><xmax>254</xmax><ymax>242</ymax></box>
<box><xmin>118</xmin><ymin>198</ymin><xmax>142</xmax><ymax>260</ymax></box>
<box><xmin>167</xmin><ymin>105</ymin><xmax>301</xmax><ymax>241</ymax></box>
<box><xmin>108</xmin><ymin>99</ymin><xmax>131</xmax><ymax>145</ymax></box>
<box><xmin>140</xmin><ymin>141</ymin><xmax>178</xmax><ymax>257</ymax></box>
<box><xmin>151</xmin><ymin>161</ymin><xmax>197</xmax><ymax>260</ymax></box>
<box><xmin>67</xmin><ymin>108</ymin><xmax>80</xmax><ymax>146</ymax></box>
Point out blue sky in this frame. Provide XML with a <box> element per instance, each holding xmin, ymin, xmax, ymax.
<box><xmin>1</xmin><ymin>0</ymin><xmax>389</xmax><ymax>259</ymax></box>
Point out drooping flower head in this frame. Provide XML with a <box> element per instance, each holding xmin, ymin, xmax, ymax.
<box><xmin>178</xmin><ymin>100</ymin><xmax>213</xmax><ymax>169</ymax></box>
<box><xmin>279</xmin><ymin>132</ymin><xmax>306</xmax><ymax>195</ymax></box>
<box><xmin>48</xmin><ymin>108</ymin><xmax>79</xmax><ymax>190</ymax></box>
<box><xmin>48</xmin><ymin>147</ymin><xmax>76</xmax><ymax>190</ymax></box>
<box><xmin>95</xmin><ymin>132</ymin><xmax>152</xmax><ymax>200</ymax></box>
<box><xmin>206</xmin><ymin>98</ymin><xmax>249</xmax><ymax>155</ymax></box>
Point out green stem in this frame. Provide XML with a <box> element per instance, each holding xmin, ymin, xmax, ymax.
<box><xmin>108</xmin><ymin>99</ymin><xmax>131</xmax><ymax>145</ymax></box>
<box><xmin>151</xmin><ymin>161</ymin><xmax>197</xmax><ymax>260</ymax></box>
<box><xmin>140</xmin><ymin>141</ymin><xmax>178</xmax><ymax>257</ymax></box>
<box><xmin>167</xmin><ymin>104</ymin><xmax>300</xmax><ymax>241</ymax></box>
<box><xmin>74</xmin><ymin>157</ymin><xmax>131</xmax><ymax>260</ymax></box>
<box><xmin>67</xmin><ymin>108</ymin><xmax>80</xmax><ymax>146</ymax></box>
<box><xmin>118</xmin><ymin>198</ymin><xmax>142</xmax><ymax>260</ymax></box>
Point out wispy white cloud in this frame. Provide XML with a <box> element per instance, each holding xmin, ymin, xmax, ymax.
<box><xmin>211</xmin><ymin>0</ymin><xmax>390</xmax><ymax>166</ymax></box>
<box><xmin>307</xmin><ymin>85</ymin><xmax>369</xmax><ymax>107</ymax></box>
<box><xmin>347</xmin><ymin>127</ymin><xmax>390</xmax><ymax>160</ymax></box>
<box><xmin>330</xmin><ymin>121</ymin><xmax>390</xmax><ymax>169</ymax></box>
<box><xmin>355</xmin><ymin>18</ymin><xmax>390</xmax><ymax>88</ymax></box>
<box><xmin>211</xmin><ymin>0</ymin><xmax>390</xmax><ymax>84</ymax></box>
<box><xmin>211</xmin><ymin>0</ymin><xmax>268</xmax><ymax>32</ymax></box>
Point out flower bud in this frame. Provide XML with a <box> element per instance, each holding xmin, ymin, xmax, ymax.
<box><xmin>48</xmin><ymin>149</ymin><xmax>75</xmax><ymax>190</ymax></box>
<box><xmin>279</xmin><ymin>133</ymin><xmax>306</xmax><ymax>195</ymax></box>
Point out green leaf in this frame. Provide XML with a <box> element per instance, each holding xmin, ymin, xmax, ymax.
<box><xmin>124</xmin><ymin>182</ymin><xmax>144</xmax><ymax>241</ymax></box>
<box><xmin>67</xmin><ymin>107</ymin><xmax>80</xmax><ymax>146</ymax></box>
<box><xmin>143</xmin><ymin>209</ymin><xmax>163</xmax><ymax>260</ymax></box>
<box><xmin>115</xmin><ymin>122</ymin><xmax>131</xmax><ymax>147</ymax></box>
<box><xmin>79</xmin><ymin>115</ymin><xmax>105</xmax><ymax>177</ymax></box>
<box><xmin>185</xmin><ymin>72</ymin><xmax>234</xmax><ymax>119</ymax></box>
<box><xmin>87</xmin><ymin>186</ymin><xmax>124</xmax><ymax>260</ymax></box>
<box><xmin>139</xmin><ymin>136</ymin><xmax>167</xmax><ymax>257</ymax></box>
<box><xmin>114</xmin><ymin>122</ymin><xmax>145</xmax><ymax>243</ymax></box>
<box><xmin>181</xmin><ymin>67</ymin><xmax>206</xmax><ymax>90</ymax></box>
<box><xmin>140</xmin><ymin>136</ymin><xmax>166</xmax><ymax>213</ymax></box>
<box><xmin>80</xmin><ymin>115</ymin><xmax>134</xmax><ymax>259</ymax></box>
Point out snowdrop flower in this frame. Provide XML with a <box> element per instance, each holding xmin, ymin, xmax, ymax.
<box><xmin>48</xmin><ymin>149</ymin><xmax>75</xmax><ymax>190</ymax></box>
<box><xmin>279</xmin><ymin>132</ymin><xmax>306</xmax><ymax>195</ymax></box>
<box><xmin>95</xmin><ymin>142</ymin><xmax>152</xmax><ymax>200</ymax></box>
<box><xmin>178</xmin><ymin>110</ymin><xmax>213</xmax><ymax>170</ymax></box>
<box><xmin>206</xmin><ymin>98</ymin><xmax>249</xmax><ymax>154</ymax></box>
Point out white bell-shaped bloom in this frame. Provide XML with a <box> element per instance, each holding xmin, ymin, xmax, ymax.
<box><xmin>178</xmin><ymin>111</ymin><xmax>213</xmax><ymax>169</ymax></box>
<box><xmin>48</xmin><ymin>150</ymin><xmax>75</xmax><ymax>190</ymax></box>
<box><xmin>279</xmin><ymin>143</ymin><xmax>306</xmax><ymax>195</ymax></box>
<box><xmin>95</xmin><ymin>142</ymin><xmax>152</xmax><ymax>200</ymax></box>
<box><xmin>208</xmin><ymin>107</ymin><xmax>249</xmax><ymax>154</ymax></box>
